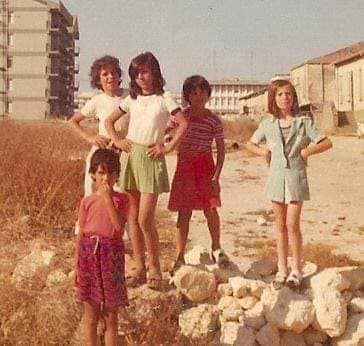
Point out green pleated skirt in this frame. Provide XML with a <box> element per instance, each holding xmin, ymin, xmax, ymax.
<box><xmin>118</xmin><ymin>142</ymin><xmax>170</xmax><ymax>194</ymax></box>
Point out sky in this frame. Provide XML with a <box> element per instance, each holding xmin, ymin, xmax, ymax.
<box><xmin>62</xmin><ymin>0</ymin><xmax>364</xmax><ymax>93</ymax></box>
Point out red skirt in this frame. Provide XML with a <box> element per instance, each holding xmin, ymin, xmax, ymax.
<box><xmin>168</xmin><ymin>151</ymin><xmax>221</xmax><ymax>211</ymax></box>
<box><xmin>76</xmin><ymin>234</ymin><xmax>128</xmax><ymax>310</ymax></box>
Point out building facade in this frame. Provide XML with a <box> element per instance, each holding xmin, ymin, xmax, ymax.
<box><xmin>290</xmin><ymin>41</ymin><xmax>364</xmax><ymax>108</ymax></box>
<box><xmin>207</xmin><ymin>79</ymin><xmax>267</xmax><ymax>115</ymax></box>
<box><xmin>0</xmin><ymin>0</ymin><xmax>79</xmax><ymax>119</ymax></box>
<box><xmin>335</xmin><ymin>54</ymin><xmax>364</xmax><ymax>119</ymax></box>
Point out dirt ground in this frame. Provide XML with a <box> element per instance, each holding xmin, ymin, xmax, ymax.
<box><xmin>160</xmin><ymin>136</ymin><xmax>364</xmax><ymax>263</ymax></box>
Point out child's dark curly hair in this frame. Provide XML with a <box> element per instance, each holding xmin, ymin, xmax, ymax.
<box><xmin>89</xmin><ymin>149</ymin><xmax>120</xmax><ymax>176</ymax></box>
<box><xmin>89</xmin><ymin>55</ymin><xmax>122</xmax><ymax>90</ymax></box>
<box><xmin>183</xmin><ymin>75</ymin><xmax>211</xmax><ymax>104</ymax></box>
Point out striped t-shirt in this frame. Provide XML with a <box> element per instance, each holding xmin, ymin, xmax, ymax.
<box><xmin>177</xmin><ymin>107</ymin><xmax>224</xmax><ymax>152</ymax></box>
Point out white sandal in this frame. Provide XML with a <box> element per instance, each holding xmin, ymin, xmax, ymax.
<box><xmin>286</xmin><ymin>271</ymin><xmax>303</xmax><ymax>288</ymax></box>
<box><xmin>272</xmin><ymin>271</ymin><xmax>287</xmax><ymax>289</ymax></box>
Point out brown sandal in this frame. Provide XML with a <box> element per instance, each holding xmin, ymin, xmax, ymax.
<box><xmin>147</xmin><ymin>272</ymin><xmax>163</xmax><ymax>290</ymax></box>
<box><xmin>126</xmin><ymin>269</ymin><xmax>147</xmax><ymax>287</ymax></box>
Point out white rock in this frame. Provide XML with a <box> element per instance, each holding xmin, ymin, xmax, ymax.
<box><xmin>280</xmin><ymin>330</ymin><xmax>306</xmax><ymax>346</ymax></box>
<box><xmin>240</xmin><ymin>302</ymin><xmax>266</xmax><ymax>330</ymax></box>
<box><xmin>312</xmin><ymin>288</ymin><xmax>347</xmax><ymax>337</ymax></box>
<box><xmin>222</xmin><ymin>307</ymin><xmax>244</xmax><ymax>322</ymax></box>
<box><xmin>184</xmin><ymin>245</ymin><xmax>212</xmax><ymax>266</ymax></box>
<box><xmin>310</xmin><ymin>268</ymin><xmax>351</xmax><ymax>293</ymax></box>
<box><xmin>178</xmin><ymin>304</ymin><xmax>219</xmax><ymax>340</ymax></box>
<box><xmin>172</xmin><ymin>265</ymin><xmax>216</xmax><ymax>302</ymax></box>
<box><xmin>217</xmin><ymin>283</ymin><xmax>233</xmax><ymax>297</ymax></box>
<box><xmin>255</xmin><ymin>323</ymin><xmax>280</xmax><ymax>346</ymax></box>
<box><xmin>332</xmin><ymin>313</ymin><xmax>364</xmax><ymax>346</ymax></box>
<box><xmin>310</xmin><ymin>267</ymin><xmax>364</xmax><ymax>293</ymax></box>
<box><xmin>260</xmin><ymin>286</ymin><xmax>315</xmax><ymax>334</ymax></box>
<box><xmin>302</xmin><ymin>326</ymin><xmax>327</xmax><ymax>345</ymax></box>
<box><xmin>46</xmin><ymin>270</ymin><xmax>67</xmax><ymax>287</ymax></box>
<box><xmin>205</xmin><ymin>262</ymin><xmax>243</xmax><ymax>284</ymax></box>
<box><xmin>12</xmin><ymin>248</ymin><xmax>55</xmax><ymax>284</ymax></box>
<box><xmin>220</xmin><ymin>322</ymin><xmax>257</xmax><ymax>346</ymax></box>
<box><xmin>229</xmin><ymin>277</ymin><xmax>266</xmax><ymax>298</ymax></box>
<box><xmin>350</xmin><ymin>297</ymin><xmax>364</xmax><ymax>313</ymax></box>
<box><xmin>218</xmin><ymin>296</ymin><xmax>242</xmax><ymax>311</ymax></box>
<box><xmin>239</xmin><ymin>296</ymin><xmax>258</xmax><ymax>310</ymax></box>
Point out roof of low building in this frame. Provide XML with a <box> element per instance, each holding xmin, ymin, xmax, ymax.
<box><xmin>292</xmin><ymin>41</ymin><xmax>364</xmax><ymax>69</ymax></box>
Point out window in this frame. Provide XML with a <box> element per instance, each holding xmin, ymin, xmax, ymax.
<box><xmin>8</xmin><ymin>79</ymin><xmax>13</xmax><ymax>91</ymax></box>
<box><xmin>8</xmin><ymin>35</ymin><xmax>13</xmax><ymax>46</ymax></box>
<box><xmin>9</xmin><ymin>12</ymin><xmax>15</xmax><ymax>24</ymax></box>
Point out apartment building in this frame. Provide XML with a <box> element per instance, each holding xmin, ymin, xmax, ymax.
<box><xmin>0</xmin><ymin>0</ymin><xmax>79</xmax><ymax>119</ymax></box>
<box><xmin>207</xmin><ymin>79</ymin><xmax>267</xmax><ymax>115</ymax></box>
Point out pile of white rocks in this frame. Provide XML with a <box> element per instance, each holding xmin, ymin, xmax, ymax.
<box><xmin>171</xmin><ymin>246</ymin><xmax>364</xmax><ymax>346</ymax></box>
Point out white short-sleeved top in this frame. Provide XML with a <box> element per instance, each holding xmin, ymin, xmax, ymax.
<box><xmin>80</xmin><ymin>89</ymin><xmax>129</xmax><ymax>137</ymax></box>
<box><xmin>119</xmin><ymin>91</ymin><xmax>179</xmax><ymax>146</ymax></box>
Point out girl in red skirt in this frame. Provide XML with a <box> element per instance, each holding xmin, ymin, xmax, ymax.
<box><xmin>168</xmin><ymin>75</ymin><xmax>229</xmax><ymax>274</ymax></box>
<box><xmin>75</xmin><ymin>149</ymin><xmax>129</xmax><ymax>345</ymax></box>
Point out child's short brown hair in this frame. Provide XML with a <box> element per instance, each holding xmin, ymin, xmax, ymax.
<box><xmin>89</xmin><ymin>55</ymin><xmax>122</xmax><ymax>90</ymax></box>
<box><xmin>267</xmin><ymin>79</ymin><xmax>299</xmax><ymax>117</ymax></box>
<box><xmin>89</xmin><ymin>149</ymin><xmax>120</xmax><ymax>176</ymax></box>
<box><xmin>183</xmin><ymin>75</ymin><xmax>211</xmax><ymax>104</ymax></box>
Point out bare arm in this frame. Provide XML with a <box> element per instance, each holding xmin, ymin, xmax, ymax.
<box><xmin>301</xmin><ymin>137</ymin><xmax>333</xmax><ymax>161</ymax></box>
<box><xmin>212</xmin><ymin>137</ymin><xmax>225</xmax><ymax>181</ymax></box>
<box><xmin>68</xmin><ymin>112</ymin><xmax>110</xmax><ymax>148</ymax></box>
<box><xmin>164</xmin><ymin>111</ymin><xmax>188</xmax><ymax>152</ymax></box>
<box><xmin>97</xmin><ymin>183</ymin><xmax>125</xmax><ymax>235</ymax></box>
<box><xmin>147</xmin><ymin>110</ymin><xmax>188</xmax><ymax>158</ymax></box>
<box><xmin>105</xmin><ymin>108</ymin><xmax>132</xmax><ymax>152</ymax></box>
<box><xmin>245</xmin><ymin>140</ymin><xmax>270</xmax><ymax>157</ymax></box>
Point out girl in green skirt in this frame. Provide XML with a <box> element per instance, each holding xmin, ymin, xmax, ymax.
<box><xmin>105</xmin><ymin>52</ymin><xmax>188</xmax><ymax>290</ymax></box>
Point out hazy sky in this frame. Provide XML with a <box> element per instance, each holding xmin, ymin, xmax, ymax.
<box><xmin>62</xmin><ymin>0</ymin><xmax>364</xmax><ymax>93</ymax></box>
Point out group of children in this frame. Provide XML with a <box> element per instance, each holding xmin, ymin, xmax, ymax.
<box><xmin>69</xmin><ymin>52</ymin><xmax>332</xmax><ymax>345</ymax></box>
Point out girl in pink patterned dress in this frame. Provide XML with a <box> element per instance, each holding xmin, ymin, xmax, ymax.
<box><xmin>75</xmin><ymin>148</ymin><xmax>129</xmax><ymax>345</ymax></box>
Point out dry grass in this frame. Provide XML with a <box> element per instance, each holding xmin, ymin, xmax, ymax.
<box><xmin>222</xmin><ymin>119</ymin><xmax>258</xmax><ymax>143</ymax></box>
<box><xmin>0</xmin><ymin>120</ymin><xmax>88</xmax><ymax>243</ymax></box>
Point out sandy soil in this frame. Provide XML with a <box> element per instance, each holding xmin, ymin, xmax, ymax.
<box><xmin>160</xmin><ymin>136</ymin><xmax>364</xmax><ymax>263</ymax></box>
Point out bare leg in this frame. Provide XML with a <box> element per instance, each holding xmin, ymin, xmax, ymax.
<box><xmin>176</xmin><ymin>211</ymin><xmax>192</xmax><ymax>260</ymax></box>
<box><xmin>138</xmin><ymin>193</ymin><xmax>161</xmax><ymax>280</ymax></box>
<box><xmin>286</xmin><ymin>201</ymin><xmax>303</xmax><ymax>274</ymax></box>
<box><xmin>82</xmin><ymin>301</ymin><xmax>100</xmax><ymax>346</ymax></box>
<box><xmin>272</xmin><ymin>201</ymin><xmax>289</xmax><ymax>275</ymax></box>
<box><xmin>104</xmin><ymin>309</ymin><xmax>118</xmax><ymax>346</ymax></box>
<box><xmin>203</xmin><ymin>208</ymin><xmax>221</xmax><ymax>251</ymax></box>
<box><xmin>125</xmin><ymin>190</ymin><xmax>145</xmax><ymax>273</ymax></box>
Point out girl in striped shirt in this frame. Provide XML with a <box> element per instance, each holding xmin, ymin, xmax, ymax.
<box><xmin>168</xmin><ymin>75</ymin><xmax>229</xmax><ymax>274</ymax></box>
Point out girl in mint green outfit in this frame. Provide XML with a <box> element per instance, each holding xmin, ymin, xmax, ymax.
<box><xmin>246</xmin><ymin>80</ymin><xmax>332</xmax><ymax>288</ymax></box>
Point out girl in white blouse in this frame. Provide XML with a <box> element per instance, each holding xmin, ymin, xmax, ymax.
<box><xmin>106</xmin><ymin>52</ymin><xmax>187</xmax><ymax>290</ymax></box>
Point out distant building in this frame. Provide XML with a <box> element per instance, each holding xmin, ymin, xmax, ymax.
<box><xmin>0</xmin><ymin>0</ymin><xmax>79</xmax><ymax>119</ymax></box>
<box><xmin>334</xmin><ymin>52</ymin><xmax>364</xmax><ymax>119</ymax></box>
<box><xmin>207</xmin><ymin>79</ymin><xmax>267</xmax><ymax>116</ymax></box>
<box><xmin>239</xmin><ymin>87</ymin><xmax>268</xmax><ymax>122</ymax></box>
<box><xmin>290</xmin><ymin>41</ymin><xmax>364</xmax><ymax>107</ymax></box>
